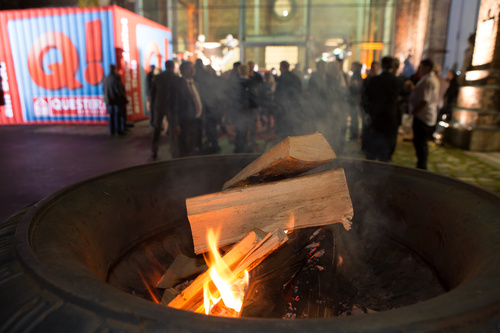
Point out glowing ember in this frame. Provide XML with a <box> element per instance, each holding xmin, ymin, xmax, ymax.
<box><xmin>202</xmin><ymin>229</ymin><xmax>249</xmax><ymax>317</ymax></box>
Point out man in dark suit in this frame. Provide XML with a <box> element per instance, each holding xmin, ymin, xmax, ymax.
<box><xmin>363</xmin><ymin>56</ymin><xmax>402</xmax><ymax>162</ymax></box>
<box><xmin>172</xmin><ymin>61</ymin><xmax>202</xmax><ymax>158</ymax></box>
<box><xmin>151</xmin><ymin>60</ymin><xmax>180</xmax><ymax>159</ymax></box>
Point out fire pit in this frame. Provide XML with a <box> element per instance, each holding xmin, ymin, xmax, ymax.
<box><xmin>1</xmin><ymin>155</ymin><xmax>500</xmax><ymax>332</ymax></box>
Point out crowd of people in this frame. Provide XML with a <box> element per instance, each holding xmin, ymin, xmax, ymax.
<box><xmin>103</xmin><ymin>54</ymin><xmax>460</xmax><ymax>170</ymax></box>
<box><xmin>362</xmin><ymin>56</ymin><xmax>459</xmax><ymax>169</ymax></box>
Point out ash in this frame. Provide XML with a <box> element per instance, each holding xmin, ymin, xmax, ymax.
<box><xmin>241</xmin><ymin>225</ymin><xmax>446</xmax><ymax>319</ymax></box>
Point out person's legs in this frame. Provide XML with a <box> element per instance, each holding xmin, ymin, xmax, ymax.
<box><xmin>361</xmin><ymin>111</ymin><xmax>370</xmax><ymax>152</ymax></box>
<box><xmin>152</xmin><ymin>113</ymin><xmax>167</xmax><ymax>158</ymax></box>
<box><xmin>168</xmin><ymin>129</ymin><xmax>180</xmax><ymax>158</ymax></box>
<box><xmin>412</xmin><ymin>117</ymin><xmax>432</xmax><ymax>169</ymax></box>
<box><xmin>149</xmin><ymin>98</ymin><xmax>155</xmax><ymax>128</ymax></box>
<box><xmin>349</xmin><ymin>104</ymin><xmax>359</xmax><ymax>141</ymax></box>
<box><xmin>388</xmin><ymin>130</ymin><xmax>399</xmax><ymax>161</ymax></box>
<box><xmin>152</xmin><ymin>126</ymin><xmax>161</xmax><ymax>158</ymax></box>
<box><xmin>364</xmin><ymin>129</ymin><xmax>391</xmax><ymax>162</ymax></box>
<box><xmin>378</xmin><ymin>134</ymin><xmax>392</xmax><ymax>162</ymax></box>
<box><xmin>107</xmin><ymin>105</ymin><xmax>114</xmax><ymax>134</ymax></box>
<box><xmin>195</xmin><ymin>118</ymin><xmax>204</xmax><ymax>153</ymax></box>
<box><xmin>363</xmin><ymin>127</ymin><xmax>375</xmax><ymax>160</ymax></box>
<box><xmin>234</xmin><ymin>118</ymin><xmax>246</xmax><ymax>153</ymax></box>
<box><xmin>205</xmin><ymin>117</ymin><xmax>220</xmax><ymax>152</ymax></box>
<box><xmin>119</xmin><ymin>104</ymin><xmax>127</xmax><ymax>133</ymax></box>
<box><xmin>248</xmin><ymin>109</ymin><xmax>258</xmax><ymax>145</ymax></box>
<box><xmin>108</xmin><ymin>105</ymin><xmax>119</xmax><ymax>135</ymax></box>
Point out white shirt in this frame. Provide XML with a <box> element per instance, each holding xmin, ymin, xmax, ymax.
<box><xmin>409</xmin><ymin>72</ymin><xmax>440</xmax><ymax>126</ymax></box>
<box><xmin>186</xmin><ymin>79</ymin><xmax>203</xmax><ymax>118</ymax></box>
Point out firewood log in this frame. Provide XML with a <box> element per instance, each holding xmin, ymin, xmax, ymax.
<box><xmin>223</xmin><ymin>133</ymin><xmax>336</xmax><ymax>190</ymax></box>
<box><xmin>187</xmin><ymin>168</ymin><xmax>353</xmax><ymax>254</ymax></box>
<box><xmin>167</xmin><ymin>229</ymin><xmax>288</xmax><ymax>311</ymax></box>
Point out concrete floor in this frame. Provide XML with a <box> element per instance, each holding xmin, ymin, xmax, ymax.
<box><xmin>1</xmin><ymin>120</ymin><xmax>499</xmax><ymax>223</ymax></box>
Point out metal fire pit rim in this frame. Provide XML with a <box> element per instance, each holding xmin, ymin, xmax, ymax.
<box><xmin>6</xmin><ymin>155</ymin><xmax>500</xmax><ymax>332</ymax></box>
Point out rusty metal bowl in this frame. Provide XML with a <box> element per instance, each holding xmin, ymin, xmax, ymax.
<box><xmin>1</xmin><ymin>155</ymin><xmax>499</xmax><ymax>332</ymax></box>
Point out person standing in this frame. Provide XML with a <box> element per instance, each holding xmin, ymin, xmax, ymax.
<box><xmin>274</xmin><ymin>60</ymin><xmax>303</xmax><ymax>140</ymax></box>
<box><xmin>103</xmin><ymin>64</ymin><xmax>128</xmax><ymax>136</ymax></box>
<box><xmin>361</xmin><ymin>60</ymin><xmax>380</xmax><ymax>152</ymax></box>
<box><xmin>363</xmin><ymin>56</ymin><xmax>402</xmax><ymax>162</ymax></box>
<box><xmin>0</xmin><ymin>64</ymin><xmax>5</xmax><ymax>109</ymax></box>
<box><xmin>247</xmin><ymin>61</ymin><xmax>264</xmax><ymax>138</ymax></box>
<box><xmin>194</xmin><ymin>59</ymin><xmax>208</xmax><ymax>153</ymax></box>
<box><xmin>441</xmin><ymin>70</ymin><xmax>459</xmax><ymax>120</ymax></box>
<box><xmin>173</xmin><ymin>61</ymin><xmax>202</xmax><ymax>157</ymax></box>
<box><xmin>233</xmin><ymin>64</ymin><xmax>258</xmax><ymax>153</ymax></box>
<box><xmin>146</xmin><ymin>64</ymin><xmax>156</xmax><ymax>127</ymax></box>
<box><xmin>308</xmin><ymin>60</ymin><xmax>329</xmax><ymax>123</ymax></box>
<box><xmin>325</xmin><ymin>60</ymin><xmax>349</xmax><ymax>153</ymax></box>
<box><xmin>151</xmin><ymin>60</ymin><xmax>181</xmax><ymax>159</ymax></box>
<box><xmin>196</xmin><ymin>63</ymin><xmax>221</xmax><ymax>154</ymax></box>
<box><xmin>409</xmin><ymin>58</ymin><xmax>440</xmax><ymax>170</ymax></box>
<box><xmin>258</xmin><ymin>71</ymin><xmax>276</xmax><ymax>132</ymax></box>
<box><xmin>348</xmin><ymin>61</ymin><xmax>363</xmax><ymax>142</ymax></box>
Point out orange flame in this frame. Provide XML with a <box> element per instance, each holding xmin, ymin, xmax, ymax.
<box><xmin>202</xmin><ymin>229</ymin><xmax>249</xmax><ymax>317</ymax></box>
<box><xmin>138</xmin><ymin>270</ymin><xmax>160</xmax><ymax>304</ymax></box>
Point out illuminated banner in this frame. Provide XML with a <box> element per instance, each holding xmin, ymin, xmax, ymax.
<box><xmin>0</xmin><ymin>6</ymin><xmax>172</xmax><ymax>125</ymax></box>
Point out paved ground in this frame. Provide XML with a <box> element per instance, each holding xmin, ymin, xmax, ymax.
<box><xmin>1</xmin><ymin>120</ymin><xmax>499</xmax><ymax>223</ymax></box>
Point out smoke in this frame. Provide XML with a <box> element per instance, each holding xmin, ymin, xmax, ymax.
<box><xmin>193</xmin><ymin>61</ymin><xmax>360</xmax><ymax>156</ymax></box>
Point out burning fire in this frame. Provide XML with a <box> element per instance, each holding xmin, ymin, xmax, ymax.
<box><xmin>202</xmin><ymin>229</ymin><xmax>249</xmax><ymax>317</ymax></box>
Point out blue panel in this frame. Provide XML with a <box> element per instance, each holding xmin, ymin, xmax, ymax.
<box><xmin>7</xmin><ymin>9</ymin><xmax>116</xmax><ymax>122</ymax></box>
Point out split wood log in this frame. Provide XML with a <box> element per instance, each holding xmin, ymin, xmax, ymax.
<box><xmin>223</xmin><ymin>133</ymin><xmax>336</xmax><ymax>190</ymax></box>
<box><xmin>241</xmin><ymin>227</ymin><xmax>325</xmax><ymax>317</ymax></box>
<box><xmin>156</xmin><ymin>254</ymin><xmax>207</xmax><ymax>289</ymax></box>
<box><xmin>167</xmin><ymin>228</ymin><xmax>288</xmax><ymax>311</ymax></box>
<box><xmin>161</xmin><ymin>288</ymin><xmax>180</xmax><ymax>305</ymax></box>
<box><xmin>233</xmin><ymin>228</ymin><xmax>288</xmax><ymax>274</ymax></box>
<box><xmin>167</xmin><ymin>230</ymin><xmax>262</xmax><ymax>309</ymax></box>
<box><xmin>187</xmin><ymin>168</ymin><xmax>353</xmax><ymax>254</ymax></box>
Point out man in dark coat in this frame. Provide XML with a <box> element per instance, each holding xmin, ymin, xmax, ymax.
<box><xmin>151</xmin><ymin>60</ymin><xmax>180</xmax><ymax>159</ymax></box>
<box><xmin>103</xmin><ymin>64</ymin><xmax>128</xmax><ymax>135</ymax></box>
<box><xmin>363</xmin><ymin>56</ymin><xmax>402</xmax><ymax>162</ymax></box>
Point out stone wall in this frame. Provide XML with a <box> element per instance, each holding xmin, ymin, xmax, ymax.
<box><xmin>446</xmin><ymin>0</ymin><xmax>500</xmax><ymax>151</ymax></box>
<box><xmin>393</xmin><ymin>0</ymin><xmax>451</xmax><ymax>71</ymax></box>
<box><xmin>423</xmin><ymin>0</ymin><xmax>451</xmax><ymax>67</ymax></box>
